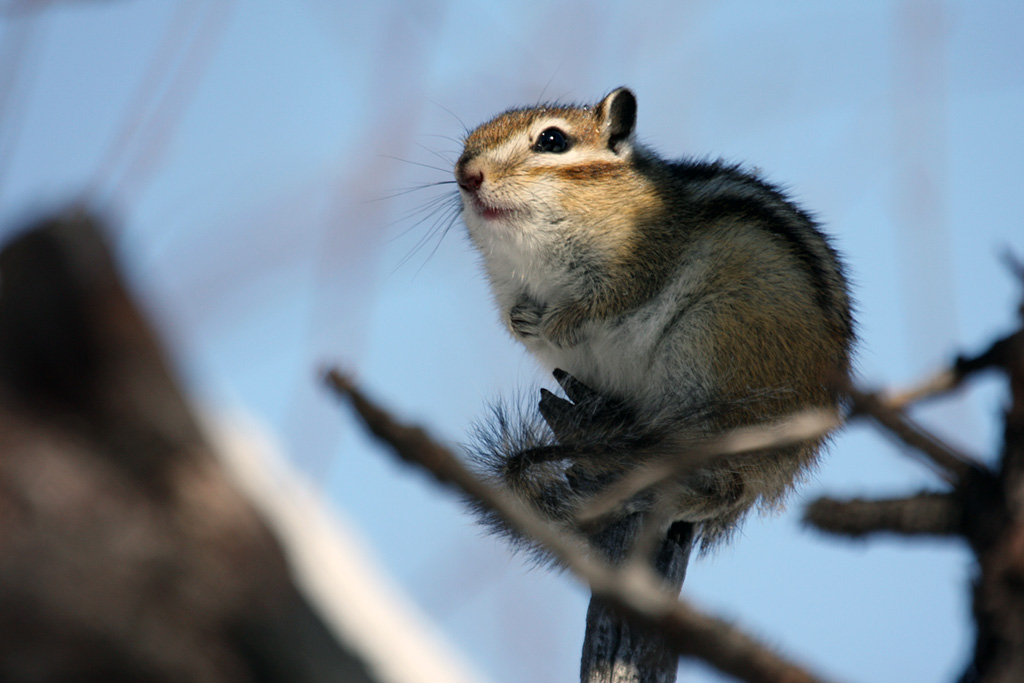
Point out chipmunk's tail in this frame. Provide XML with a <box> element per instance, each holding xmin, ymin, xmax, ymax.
<box><xmin>463</xmin><ymin>380</ymin><xmax>832</xmax><ymax>563</ymax></box>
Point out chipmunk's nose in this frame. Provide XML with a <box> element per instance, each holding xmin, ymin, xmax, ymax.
<box><xmin>455</xmin><ymin>161</ymin><xmax>484</xmax><ymax>193</ymax></box>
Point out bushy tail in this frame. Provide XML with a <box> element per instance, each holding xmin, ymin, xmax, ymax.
<box><xmin>464</xmin><ymin>375</ymin><xmax>832</xmax><ymax>562</ymax></box>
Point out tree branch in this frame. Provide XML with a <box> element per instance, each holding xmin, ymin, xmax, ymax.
<box><xmin>883</xmin><ymin>331</ymin><xmax>1023</xmax><ymax>410</ymax></box>
<box><xmin>804</xmin><ymin>492</ymin><xmax>962</xmax><ymax>538</ymax></box>
<box><xmin>844</xmin><ymin>383</ymin><xmax>988</xmax><ymax>483</ymax></box>
<box><xmin>325</xmin><ymin>369</ymin><xmax>833</xmax><ymax>683</ymax></box>
<box><xmin>577</xmin><ymin>410</ymin><xmax>840</xmax><ymax>528</ymax></box>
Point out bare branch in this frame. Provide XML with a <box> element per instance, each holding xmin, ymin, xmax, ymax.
<box><xmin>883</xmin><ymin>331</ymin><xmax>1023</xmax><ymax>410</ymax></box>
<box><xmin>804</xmin><ymin>492</ymin><xmax>962</xmax><ymax>539</ymax></box>
<box><xmin>1001</xmin><ymin>247</ymin><xmax>1024</xmax><ymax>288</ymax></box>
<box><xmin>881</xmin><ymin>368</ymin><xmax>961</xmax><ymax>410</ymax></box>
<box><xmin>577</xmin><ymin>410</ymin><xmax>841</xmax><ymax>528</ymax></box>
<box><xmin>653</xmin><ymin>600</ymin><xmax>828</xmax><ymax>683</ymax></box>
<box><xmin>878</xmin><ymin>250</ymin><xmax>1022</xmax><ymax>411</ymax></box>
<box><xmin>844</xmin><ymin>383</ymin><xmax>988</xmax><ymax>483</ymax></box>
<box><xmin>325</xmin><ymin>369</ymin><xmax>834</xmax><ymax>683</ymax></box>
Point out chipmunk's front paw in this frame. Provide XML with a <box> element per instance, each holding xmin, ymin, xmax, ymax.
<box><xmin>540</xmin><ymin>305</ymin><xmax>586</xmax><ymax>348</ymax></box>
<box><xmin>508</xmin><ymin>300</ymin><xmax>544</xmax><ymax>339</ymax></box>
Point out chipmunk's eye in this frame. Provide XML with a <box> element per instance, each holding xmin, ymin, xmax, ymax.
<box><xmin>534</xmin><ymin>127</ymin><xmax>570</xmax><ymax>153</ymax></box>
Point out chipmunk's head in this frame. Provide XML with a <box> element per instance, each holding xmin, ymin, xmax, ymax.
<box><xmin>455</xmin><ymin>88</ymin><xmax>643</xmax><ymax>247</ymax></box>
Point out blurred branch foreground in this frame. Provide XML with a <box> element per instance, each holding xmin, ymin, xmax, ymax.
<box><xmin>326</xmin><ymin>370</ymin><xmax>829</xmax><ymax>683</ymax></box>
<box><xmin>0</xmin><ymin>211</ymin><xmax>478</xmax><ymax>683</ymax></box>
<box><xmin>330</xmin><ymin>255</ymin><xmax>1024</xmax><ymax>683</ymax></box>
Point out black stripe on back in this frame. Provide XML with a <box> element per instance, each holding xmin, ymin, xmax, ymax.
<box><xmin>674</xmin><ymin>161</ymin><xmax>853</xmax><ymax>342</ymax></box>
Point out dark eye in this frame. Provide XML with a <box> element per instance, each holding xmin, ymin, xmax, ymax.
<box><xmin>534</xmin><ymin>127</ymin><xmax>570</xmax><ymax>153</ymax></box>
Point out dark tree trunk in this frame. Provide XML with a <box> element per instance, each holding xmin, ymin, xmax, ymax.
<box><xmin>580</xmin><ymin>520</ymin><xmax>694</xmax><ymax>683</ymax></box>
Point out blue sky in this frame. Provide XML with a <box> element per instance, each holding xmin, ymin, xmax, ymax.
<box><xmin>2</xmin><ymin>2</ymin><xmax>1022</xmax><ymax>681</ymax></box>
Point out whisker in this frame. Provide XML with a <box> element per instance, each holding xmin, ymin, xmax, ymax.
<box><xmin>389</xmin><ymin>192</ymin><xmax>459</xmax><ymax>233</ymax></box>
<box><xmin>410</xmin><ymin>205</ymin><xmax>462</xmax><ymax>278</ymax></box>
<box><xmin>371</xmin><ymin>180</ymin><xmax>457</xmax><ymax>203</ymax></box>
<box><xmin>390</xmin><ymin>191</ymin><xmax>459</xmax><ymax>239</ymax></box>
<box><xmin>429</xmin><ymin>99</ymin><xmax>470</xmax><ymax>136</ymax></box>
<box><xmin>413</xmin><ymin>140</ymin><xmax>457</xmax><ymax>168</ymax></box>
<box><xmin>419</xmin><ymin>132</ymin><xmax>464</xmax><ymax>147</ymax></box>
<box><xmin>379</xmin><ymin>154</ymin><xmax>451</xmax><ymax>175</ymax></box>
<box><xmin>536</xmin><ymin>69</ymin><xmax>560</xmax><ymax>104</ymax></box>
<box><xmin>376</xmin><ymin>99</ymin><xmax>468</xmax><ymax>277</ymax></box>
<box><xmin>390</xmin><ymin>193</ymin><xmax>464</xmax><ymax>275</ymax></box>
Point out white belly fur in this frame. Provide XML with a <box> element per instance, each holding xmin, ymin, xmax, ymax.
<box><xmin>524</xmin><ymin>263</ymin><xmax>716</xmax><ymax>413</ymax></box>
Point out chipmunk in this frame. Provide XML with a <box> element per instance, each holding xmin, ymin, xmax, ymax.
<box><xmin>456</xmin><ymin>87</ymin><xmax>854</xmax><ymax>555</ymax></box>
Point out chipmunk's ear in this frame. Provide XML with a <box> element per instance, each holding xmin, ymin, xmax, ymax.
<box><xmin>596</xmin><ymin>87</ymin><xmax>637</xmax><ymax>155</ymax></box>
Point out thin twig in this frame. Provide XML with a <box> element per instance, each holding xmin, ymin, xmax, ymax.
<box><xmin>881</xmin><ymin>368</ymin><xmax>961</xmax><ymax>410</ymax></box>
<box><xmin>844</xmin><ymin>384</ymin><xmax>988</xmax><ymax>483</ymax></box>
<box><xmin>883</xmin><ymin>331</ymin><xmax>1022</xmax><ymax>410</ymax></box>
<box><xmin>325</xmin><ymin>369</ymin><xmax>833</xmax><ymax>683</ymax></box>
<box><xmin>577</xmin><ymin>409</ymin><xmax>840</xmax><ymax>527</ymax></box>
<box><xmin>879</xmin><ymin>248</ymin><xmax>1023</xmax><ymax>410</ymax></box>
<box><xmin>1001</xmin><ymin>248</ymin><xmax>1024</xmax><ymax>289</ymax></box>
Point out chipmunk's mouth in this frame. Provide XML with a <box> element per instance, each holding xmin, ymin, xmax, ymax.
<box><xmin>481</xmin><ymin>205</ymin><xmax>515</xmax><ymax>221</ymax></box>
<box><xmin>470</xmin><ymin>197</ymin><xmax>518</xmax><ymax>222</ymax></box>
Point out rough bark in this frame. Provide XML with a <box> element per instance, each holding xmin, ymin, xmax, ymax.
<box><xmin>964</xmin><ymin>328</ymin><xmax>1024</xmax><ymax>682</ymax></box>
<box><xmin>581</xmin><ymin>521</ymin><xmax>694</xmax><ymax>683</ymax></box>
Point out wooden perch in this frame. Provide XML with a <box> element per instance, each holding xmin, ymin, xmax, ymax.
<box><xmin>326</xmin><ymin>369</ymin><xmax>832</xmax><ymax>683</ymax></box>
<box><xmin>0</xmin><ymin>210</ymin><xmax>379</xmax><ymax>683</ymax></box>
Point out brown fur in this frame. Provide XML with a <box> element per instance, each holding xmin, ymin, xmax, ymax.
<box><xmin>458</xmin><ymin>88</ymin><xmax>854</xmax><ymax>552</ymax></box>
